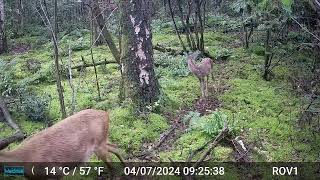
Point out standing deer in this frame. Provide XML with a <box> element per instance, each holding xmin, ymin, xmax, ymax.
<box><xmin>0</xmin><ymin>109</ymin><xmax>125</xmax><ymax>179</ymax></box>
<box><xmin>187</xmin><ymin>51</ymin><xmax>214</xmax><ymax>98</ymax></box>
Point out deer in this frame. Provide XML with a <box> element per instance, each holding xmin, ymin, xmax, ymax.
<box><xmin>187</xmin><ymin>51</ymin><xmax>214</xmax><ymax>98</ymax></box>
<box><xmin>0</xmin><ymin>109</ymin><xmax>125</xmax><ymax>180</ymax></box>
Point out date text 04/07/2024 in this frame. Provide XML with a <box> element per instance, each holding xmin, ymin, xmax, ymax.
<box><xmin>123</xmin><ymin>166</ymin><xmax>225</xmax><ymax>176</ymax></box>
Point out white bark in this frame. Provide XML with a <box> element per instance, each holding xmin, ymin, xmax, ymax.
<box><xmin>0</xmin><ymin>0</ymin><xmax>6</xmax><ymax>53</ymax></box>
<box><xmin>0</xmin><ymin>0</ymin><xmax>4</xmax><ymax>21</ymax></box>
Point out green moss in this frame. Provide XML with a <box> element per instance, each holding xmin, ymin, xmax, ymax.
<box><xmin>159</xmin><ymin>131</ymin><xmax>210</xmax><ymax>161</ymax></box>
<box><xmin>160</xmin><ymin>76</ymin><xmax>199</xmax><ymax>109</ymax></box>
<box><xmin>219</xmin><ymin>60</ymin><xmax>319</xmax><ymax>161</ymax></box>
<box><xmin>213</xmin><ymin>146</ymin><xmax>234</xmax><ymax>161</ymax></box>
<box><xmin>153</xmin><ymin>34</ymin><xmax>183</xmax><ymax>48</ymax></box>
<box><xmin>0</xmin><ymin>122</ymin><xmax>15</xmax><ymax>138</ymax></box>
<box><xmin>109</xmin><ymin>108</ymin><xmax>169</xmax><ymax>153</ymax></box>
<box><xmin>205</xmin><ymin>31</ymin><xmax>235</xmax><ymax>46</ymax></box>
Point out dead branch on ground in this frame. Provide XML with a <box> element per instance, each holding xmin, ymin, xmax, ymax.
<box><xmin>155</xmin><ymin>126</ymin><xmax>177</xmax><ymax>148</ymax></box>
<box><xmin>153</xmin><ymin>43</ymin><xmax>185</xmax><ymax>55</ymax></box>
<box><xmin>71</xmin><ymin>59</ymin><xmax>117</xmax><ymax>70</ymax></box>
<box><xmin>188</xmin><ymin>122</ymin><xmax>229</xmax><ymax>168</ymax></box>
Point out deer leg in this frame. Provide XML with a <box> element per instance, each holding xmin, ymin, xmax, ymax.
<box><xmin>95</xmin><ymin>144</ymin><xmax>115</xmax><ymax>179</ymax></box>
<box><xmin>206</xmin><ymin>75</ymin><xmax>209</xmax><ymax>97</ymax></box>
<box><xmin>107</xmin><ymin>144</ymin><xmax>126</xmax><ymax>166</ymax></box>
<box><xmin>200</xmin><ymin>78</ymin><xmax>205</xmax><ymax>99</ymax></box>
<box><xmin>211</xmin><ymin>71</ymin><xmax>216</xmax><ymax>93</ymax></box>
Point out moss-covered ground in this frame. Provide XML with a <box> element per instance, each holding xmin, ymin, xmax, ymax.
<box><xmin>0</xmin><ymin>27</ymin><xmax>319</xmax><ymax>163</ymax></box>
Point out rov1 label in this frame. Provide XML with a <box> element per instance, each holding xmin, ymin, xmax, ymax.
<box><xmin>272</xmin><ymin>166</ymin><xmax>298</xmax><ymax>176</ymax></box>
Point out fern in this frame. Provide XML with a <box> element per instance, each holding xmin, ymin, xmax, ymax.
<box><xmin>182</xmin><ymin>111</ymin><xmax>201</xmax><ymax>131</ymax></box>
<box><xmin>183</xmin><ymin>110</ymin><xmax>228</xmax><ymax>136</ymax></box>
<box><xmin>200</xmin><ymin>111</ymin><xmax>226</xmax><ymax>136</ymax></box>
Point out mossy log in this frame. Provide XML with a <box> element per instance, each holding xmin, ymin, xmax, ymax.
<box><xmin>71</xmin><ymin>60</ymin><xmax>118</xmax><ymax>70</ymax></box>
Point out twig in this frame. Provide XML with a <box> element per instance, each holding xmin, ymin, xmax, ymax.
<box><xmin>155</xmin><ymin>126</ymin><xmax>177</xmax><ymax>148</ymax></box>
<box><xmin>192</xmin><ymin>122</ymin><xmax>229</xmax><ymax>168</ymax></box>
<box><xmin>187</xmin><ymin>136</ymin><xmax>213</xmax><ymax>162</ymax></box>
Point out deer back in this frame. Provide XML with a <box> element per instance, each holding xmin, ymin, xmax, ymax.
<box><xmin>0</xmin><ymin>109</ymin><xmax>109</xmax><ymax>162</ymax></box>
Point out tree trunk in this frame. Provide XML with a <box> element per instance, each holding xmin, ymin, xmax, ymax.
<box><xmin>90</xmin><ymin>1</ymin><xmax>104</xmax><ymax>46</ymax></box>
<box><xmin>176</xmin><ymin>0</ymin><xmax>193</xmax><ymax>50</ymax></box>
<box><xmin>195</xmin><ymin>0</ymin><xmax>204</xmax><ymax>51</ymax></box>
<box><xmin>92</xmin><ymin>0</ymin><xmax>120</xmax><ymax>62</ymax></box>
<box><xmin>168</xmin><ymin>0</ymin><xmax>186</xmax><ymax>51</ymax></box>
<box><xmin>93</xmin><ymin>20</ymin><xmax>105</xmax><ymax>46</ymax></box>
<box><xmin>0</xmin><ymin>0</ymin><xmax>7</xmax><ymax>54</ymax></box>
<box><xmin>263</xmin><ymin>28</ymin><xmax>272</xmax><ymax>81</ymax></box>
<box><xmin>0</xmin><ymin>96</ymin><xmax>20</xmax><ymax>131</ymax></box>
<box><xmin>14</xmin><ymin>0</ymin><xmax>23</xmax><ymax>36</ymax></box>
<box><xmin>120</xmin><ymin>0</ymin><xmax>160</xmax><ymax>112</ymax></box>
<box><xmin>53</xmin><ymin>0</ymin><xmax>67</xmax><ymax>118</ymax></box>
<box><xmin>185</xmin><ymin>0</ymin><xmax>197</xmax><ymax>50</ymax></box>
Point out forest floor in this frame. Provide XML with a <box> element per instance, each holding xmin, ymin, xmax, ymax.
<box><xmin>0</xmin><ymin>28</ymin><xmax>319</xmax><ymax>164</ymax></box>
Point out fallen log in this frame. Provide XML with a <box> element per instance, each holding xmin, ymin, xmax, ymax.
<box><xmin>71</xmin><ymin>60</ymin><xmax>118</xmax><ymax>70</ymax></box>
<box><xmin>0</xmin><ymin>131</ymin><xmax>26</xmax><ymax>150</ymax></box>
<box><xmin>153</xmin><ymin>44</ymin><xmax>218</xmax><ymax>61</ymax></box>
<box><xmin>153</xmin><ymin>44</ymin><xmax>185</xmax><ymax>55</ymax></box>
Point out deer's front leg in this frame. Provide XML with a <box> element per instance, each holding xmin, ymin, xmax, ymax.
<box><xmin>199</xmin><ymin>78</ymin><xmax>205</xmax><ymax>98</ymax></box>
<box><xmin>95</xmin><ymin>144</ymin><xmax>114</xmax><ymax>179</ymax></box>
<box><xmin>206</xmin><ymin>75</ymin><xmax>209</xmax><ymax>97</ymax></box>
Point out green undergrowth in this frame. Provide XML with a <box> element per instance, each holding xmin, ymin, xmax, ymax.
<box><xmin>219</xmin><ymin>47</ymin><xmax>320</xmax><ymax>161</ymax></box>
<box><xmin>1</xmin><ymin>27</ymin><xmax>319</xmax><ymax>163</ymax></box>
<box><xmin>159</xmin><ymin>110</ymin><xmax>235</xmax><ymax>162</ymax></box>
<box><xmin>160</xmin><ymin>76</ymin><xmax>199</xmax><ymax>109</ymax></box>
<box><xmin>109</xmin><ymin>108</ymin><xmax>169</xmax><ymax>154</ymax></box>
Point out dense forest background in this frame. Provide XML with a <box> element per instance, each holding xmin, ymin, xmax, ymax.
<box><xmin>0</xmin><ymin>0</ymin><xmax>319</xmax><ymax>165</ymax></box>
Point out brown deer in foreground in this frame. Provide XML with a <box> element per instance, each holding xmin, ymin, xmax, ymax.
<box><xmin>0</xmin><ymin>109</ymin><xmax>125</xmax><ymax>179</ymax></box>
<box><xmin>187</xmin><ymin>51</ymin><xmax>214</xmax><ymax>98</ymax></box>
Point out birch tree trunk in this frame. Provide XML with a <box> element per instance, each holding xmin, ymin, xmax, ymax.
<box><xmin>120</xmin><ymin>0</ymin><xmax>160</xmax><ymax>112</ymax></box>
<box><xmin>0</xmin><ymin>0</ymin><xmax>7</xmax><ymax>54</ymax></box>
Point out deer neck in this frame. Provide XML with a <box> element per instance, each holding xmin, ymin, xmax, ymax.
<box><xmin>187</xmin><ymin>57</ymin><xmax>197</xmax><ymax>68</ymax></box>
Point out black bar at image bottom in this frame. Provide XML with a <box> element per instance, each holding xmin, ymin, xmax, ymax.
<box><xmin>1</xmin><ymin>162</ymin><xmax>319</xmax><ymax>179</ymax></box>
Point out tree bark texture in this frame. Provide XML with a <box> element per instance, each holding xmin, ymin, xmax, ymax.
<box><xmin>14</xmin><ymin>0</ymin><xmax>24</xmax><ymax>36</ymax></box>
<box><xmin>92</xmin><ymin>0</ymin><xmax>120</xmax><ymax>62</ymax></box>
<box><xmin>120</xmin><ymin>0</ymin><xmax>160</xmax><ymax>111</ymax></box>
<box><xmin>168</xmin><ymin>0</ymin><xmax>186</xmax><ymax>51</ymax></box>
<box><xmin>0</xmin><ymin>0</ymin><xmax>7</xmax><ymax>54</ymax></box>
